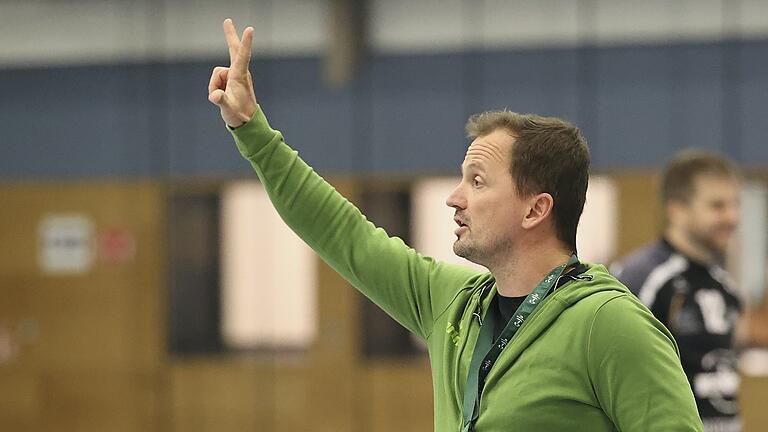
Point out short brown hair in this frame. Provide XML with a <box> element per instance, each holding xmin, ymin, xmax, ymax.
<box><xmin>465</xmin><ymin>110</ymin><xmax>590</xmax><ymax>252</ymax></box>
<box><xmin>661</xmin><ymin>150</ymin><xmax>740</xmax><ymax>204</ymax></box>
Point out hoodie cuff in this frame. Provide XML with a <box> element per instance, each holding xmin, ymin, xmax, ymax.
<box><xmin>228</xmin><ymin>105</ymin><xmax>282</xmax><ymax>159</ymax></box>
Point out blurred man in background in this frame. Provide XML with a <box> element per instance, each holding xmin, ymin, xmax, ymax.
<box><xmin>613</xmin><ymin>150</ymin><xmax>743</xmax><ymax>432</ymax></box>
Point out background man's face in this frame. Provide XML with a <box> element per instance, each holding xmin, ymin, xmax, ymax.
<box><xmin>674</xmin><ymin>174</ymin><xmax>741</xmax><ymax>257</ymax></box>
<box><xmin>445</xmin><ymin>129</ymin><xmax>526</xmax><ymax>267</ymax></box>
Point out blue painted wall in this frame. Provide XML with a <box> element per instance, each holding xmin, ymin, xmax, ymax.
<box><xmin>1</xmin><ymin>40</ymin><xmax>767</xmax><ymax>179</ymax></box>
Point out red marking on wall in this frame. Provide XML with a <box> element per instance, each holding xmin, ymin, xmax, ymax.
<box><xmin>98</xmin><ymin>228</ymin><xmax>136</xmax><ymax>264</ymax></box>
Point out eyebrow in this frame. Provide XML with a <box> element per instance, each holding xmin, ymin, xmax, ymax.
<box><xmin>461</xmin><ymin>161</ymin><xmax>486</xmax><ymax>175</ymax></box>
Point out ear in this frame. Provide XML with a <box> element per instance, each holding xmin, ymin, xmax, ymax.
<box><xmin>522</xmin><ymin>193</ymin><xmax>554</xmax><ymax>230</ymax></box>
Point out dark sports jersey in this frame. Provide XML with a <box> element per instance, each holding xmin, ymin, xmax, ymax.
<box><xmin>613</xmin><ymin>239</ymin><xmax>742</xmax><ymax>432</ymax></box>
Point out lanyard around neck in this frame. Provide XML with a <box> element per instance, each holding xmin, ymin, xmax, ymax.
<box><xmin>460</xmin><ymin>254</ymin><xmax>579</xmax><ymax>432</ymax></box>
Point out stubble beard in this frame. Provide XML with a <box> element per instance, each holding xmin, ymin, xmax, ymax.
<box><xmin>689</xmin><ymin>225</ymin><xmax>734</xmax><ymax>261</ymax></box>
<box><xmin>453</xmin><ymin>237</ymin><xmax>477</xmax><ymax>262</ymax></box>
<box><xmin>454</xmin><ymin>233</ymin><xmax>489</xmax><ymax>266</ymax></box>
<box><xmin>453</xmin><ymin>232</ymin><xmax>513</xmax><ymax>268</ymax></box>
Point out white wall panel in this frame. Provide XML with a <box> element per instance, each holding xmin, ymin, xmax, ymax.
<box><xmin>161</xmin><ymin>0</ymin><xmax>326</xmax><ymax>59</ymax></box>
<box><xmin>739</xmin><ymin>0</ymin><xmax>768</xmax><ymax>38</ymax></box>
<box><xmin>592</xmin><ymin>0</ymin><xmax>677</xmax><ymax>44</ymax></box>
<box><xmin>2</xmin><ymin>0</ymin><xmax>768</xmax><ymax>66</ymax></box>
<box><xmin>479</xmin><ymin>0</ymin><xmax>581</xmax><ymax>48</ymax></box>
<box><xmin>269</xmin><ymin>0</ymin><xmax>327</xmax><ymax>54</ymax></box>
<box><xmin>161</xmin><ymin>0</ymin><xmax>269</xmax><ymax>60</ymax></box>
<box><xmin>591</xmin><ymin>0</ymin><xmax>730</xmax><ymax>44</ymax></box>
<box><xmin>0</xmin><ymin>0</ymin><xmax>327</xmax><ymax>67</ymax></box>
<box><xmin>0</xmin><ymin>0</ymin><xmax>152</xmax><ymax>66</ymax></box>
<box><xmin>370</xmin><ymin>0</ymin><xmax>468</xmax><ymax>53</ymax></box>
<box><xmin>671</xmin><ymin>0</ymin><xmax>725</xmax><ymax>40</ymax></box>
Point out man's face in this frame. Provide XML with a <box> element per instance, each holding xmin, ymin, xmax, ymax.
<box><xmin>672</xmin><ymin>174</ymin><xmax>741</xmax><ymax>257</ymax></box>
<box><xmin>445</xmin><ymin>129</ymin><xmax>527</xmax><ymax>267</ymax></box>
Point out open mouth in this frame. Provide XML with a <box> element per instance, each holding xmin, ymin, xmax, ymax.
<box><xmin>454</xmin><ymin>218</ymin><xmax>469</xmax><ymax>235</ymax></box>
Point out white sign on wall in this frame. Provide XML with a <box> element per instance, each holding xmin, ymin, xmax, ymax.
<box><xmin>38</xmin><ymin>214</ymin><xmax>95</xmax><ymax>275</ymax></box>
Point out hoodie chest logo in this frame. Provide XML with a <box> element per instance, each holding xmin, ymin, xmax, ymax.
<box><xmin>446</xmin><ymin>322</ymin><xmax>462</xmax><ymax>346</ymax></box>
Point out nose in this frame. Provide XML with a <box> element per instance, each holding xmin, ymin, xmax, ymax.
<box><xmin>446</xmin><ymin>182</ymin><xmax>466</xmax><ymax>210</ymax></box>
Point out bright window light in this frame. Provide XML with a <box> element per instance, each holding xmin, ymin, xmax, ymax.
<box><xmin>220</xmin><ymin>181</ymin><xmax>317</xmax><ymax>350</ymax></box>
<box><xmin>411</xmin><ymin>177</ymin><xmax>486</xmax><ymax>271</ymax></box>
<box><xmin>729</xmin><ymin>182</ymin><xmax>768</xmax><ymax>307</ymax></box>
<box><xmin>577</xmin><ymin>176</ymin><xmax>618</xmax><ymax>264</ymax></box>
<box><xmin>412</xmin><ymin>176</ymin><xmax>618</xmax><ymax>267</ymax></box>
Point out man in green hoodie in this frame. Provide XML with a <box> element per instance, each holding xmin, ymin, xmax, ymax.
<box><xmin>208</xmin><ymin>19</ymin><xmax>703</xmax><ymax>431</ymax></box>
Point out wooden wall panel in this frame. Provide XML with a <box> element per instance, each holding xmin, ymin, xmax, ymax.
<box><xmin>10</xmin><ymin>174</ymin><xmax>764</xmax><ymax>432</ymax></box>
<box><xmin>0</xmin><ymin>367</ymin><xmax>41</xmax><ymax>431</ymax></box>
<box><xmin>361</xmin><ymin>360</ymin><xmax>433</xmax><ymax>432</ymax></box>
<box><xmin>39</xmin><ymin>370</ymin><xmax>162</xmax><ymax>432</ymax></box>
<box><xmin>612</xmin><ymin>171</ymin><xmax>663</xmax><ymax>260</ymax></box>
<box><xmin>741</xmin><ymin>376</ymin><xmax>768</xmax><ymax>432</ymax></box>
<box><xmin>0</xmin><ymin>181</ymin><xmax>167</xmax><ymax>431</ymax></box>
<box><xmin>272</xmin><ymin>365</ymin><xmax>309</xmax><ymax>432</ymax></box>
<box><xmin>304</xmin><ymin>357</ymin><xmax>358</xmax><ymax>432</ymax></box>
<box><xmin>168</xmin><ymin>358</ymin><xmax>276</xmax><ymax>432</ymax></box>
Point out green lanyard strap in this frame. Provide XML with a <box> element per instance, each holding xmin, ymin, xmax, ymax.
<box><xmin>461</xmin><ymin>255</ymin><xmax>579</xmax><ymax>432</ymax></box>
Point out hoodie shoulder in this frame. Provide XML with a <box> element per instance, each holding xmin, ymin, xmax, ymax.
<box><xmin>555</xmin><ymin>263</ymin><xmax>632</xmax><ymax>307</ymax></box>
<box><xmin>557</xmin><ymin>264</ymin><xmax>656</xmax><ymax>328</ymax></box>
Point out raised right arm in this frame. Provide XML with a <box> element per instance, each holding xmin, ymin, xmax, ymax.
<box><xmin>208</xmin><ymin>19</ymin><xmax>480</xmax><ymax>339</ymax></box>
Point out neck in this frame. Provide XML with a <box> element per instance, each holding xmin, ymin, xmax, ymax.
<box><xmin>490</xmin><ymin>237</ymin><xmax>572</xmax><ymax>297</ymax></box>
<box><xmin>665</xmin><ymin>227</ymin><xmax>715</xmax><ymax>265</ymax></box>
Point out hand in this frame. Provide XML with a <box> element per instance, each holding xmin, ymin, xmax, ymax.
<box><xmin>208</xmin><ymin>19</ymin><xmax>258</xmax><ymax>128</ymax></box>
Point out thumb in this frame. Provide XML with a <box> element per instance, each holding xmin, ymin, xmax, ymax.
<box><xmin>208</xmin><ymin>89</ymin><xmax>229</xmax><ymax>106</ymax></box>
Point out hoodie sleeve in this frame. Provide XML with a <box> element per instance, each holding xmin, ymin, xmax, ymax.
<box><xmin>228</xmin><ymin>107</ymin><xmax>479</xmax><ymax>339</ymax></box>
<box><xmin>587</xmin><ymin>294</ymin><xmax>703</xmax><ymax>432</ymax></box>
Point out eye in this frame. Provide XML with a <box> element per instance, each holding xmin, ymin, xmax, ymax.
<box><xmin>472</xmin><ymin>176</ymin><xmax>482</xmax><ymax>187</ymax></box>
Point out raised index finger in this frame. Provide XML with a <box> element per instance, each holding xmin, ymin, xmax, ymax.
<box><xmin>231</xmin><ymin>26</ymin><xmax>253</xmax><ymax>77</ymax></box>
<box><xmin>223</xmin><ymin>18</ymin><xmax>240</xmax><ymax>64</ymax></box>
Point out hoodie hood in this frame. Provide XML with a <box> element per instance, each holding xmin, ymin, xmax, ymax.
<box><xmin>556</xmin><ymin>262</ymin><xmax>630</xmax><ymax>306</ymax></box>
<box><xmin>484</xmin><ymin>262</ymin><xmax>631</xmax><ymax>374</ymax></box>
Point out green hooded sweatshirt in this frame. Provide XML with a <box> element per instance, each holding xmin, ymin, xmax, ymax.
<box><xmin>229</xmin><ymin>107</ymin><xmax>703</xmax><ymax>432</ymax></box>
